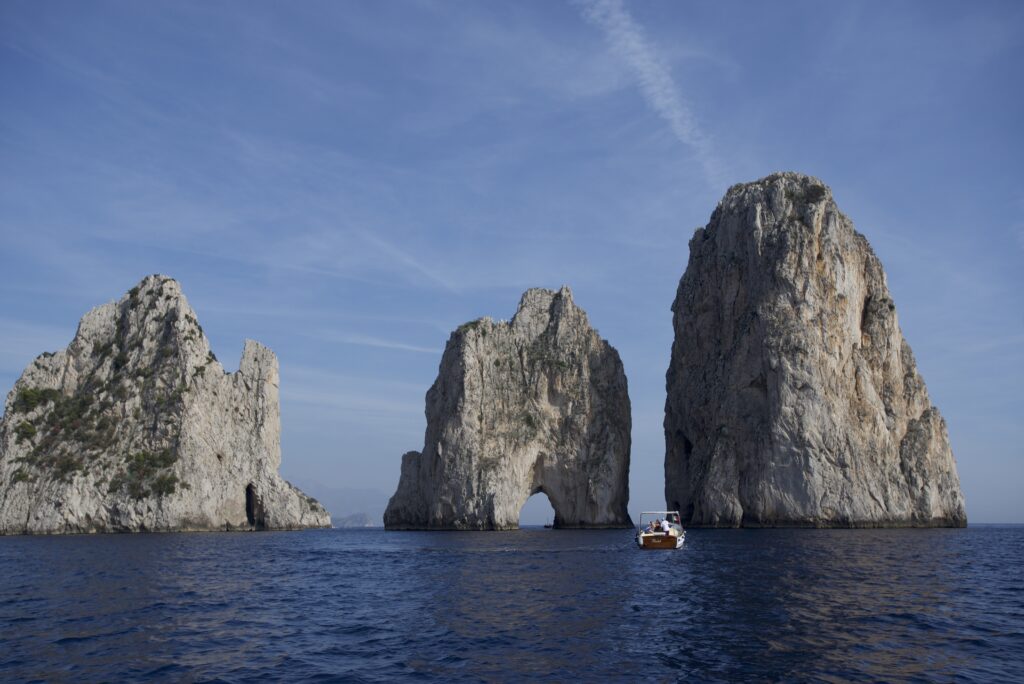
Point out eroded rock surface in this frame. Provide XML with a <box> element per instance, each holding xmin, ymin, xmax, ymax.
<box><xmin>665</xmin><ymin>172</ymin><xmax>966</xmax><ymax>527</ymax></box>
<box><xmin>0</xmin><ymin>275</ymin><xmax>330</xmax><ymax>534</ymax></box>
<box><xmin>385</xmin><ymin>287</ymin><xmax>631</xmax><ymax>530</ymax></box>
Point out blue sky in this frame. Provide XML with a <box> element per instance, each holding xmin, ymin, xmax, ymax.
<box><xmin>1</xmin><ymin>0</ymin><xmax>1021</xmax><ymax>524</ymax></box>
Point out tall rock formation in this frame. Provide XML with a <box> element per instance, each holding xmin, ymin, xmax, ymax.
<box><xmin>665</xmin><ymin>173</ymin><xmax>966</xmax><ymax>527</ymax></box>
<box><xmin>385</xmin><ymin>287</ymin><xmax>631</xmax><ymax>530</ymax></box>
<box><xmin>0</xmin><ymin>275</ymin><xmax>330</xmax><ymax>534</ymax></box>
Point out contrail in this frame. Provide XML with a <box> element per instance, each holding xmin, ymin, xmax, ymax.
<box><xmin>576</xmin><ymin>0</ymin><xmax>723</xmax><ymax>187</ymax></box>
<box><xmin>358</xmin><ymin>229</ymin><xmax>460</xmax><ymax>294</ymax></box>
<box><xmin>329</xmin><ymin>333</ymin><xmax>439</xmax><ymax>355</ymax></box>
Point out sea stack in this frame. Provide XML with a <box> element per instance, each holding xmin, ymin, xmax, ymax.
<box><xmin>664</xmin><ymin>173</ymin><xmax>966</xmax><ymax>527</ymax></box>
<box><xmin>384</xmin><ymin>287</ymin><xmax>632</xmax><ymax>530</ymax></box>
<box><xmin>0</xmin><ymin>275</ymin><xmax>331</xmax><ymax>534</ymax></box>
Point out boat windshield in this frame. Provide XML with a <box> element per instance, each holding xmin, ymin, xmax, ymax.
<box><xmin>637</xmin><ymin>512</ymin><xmax>681</xmax><ymax>528</ymax></box>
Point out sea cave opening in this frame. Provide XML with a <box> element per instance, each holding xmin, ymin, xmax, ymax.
<box><xmin>245</xmin><ymin>483</ymin><xmax>266</xmax><ymax>530</ymax></box>
<box><xmin>519</xmin><ymin>490</ymin><xmax>557</xmax><ymax>529</ymax></box>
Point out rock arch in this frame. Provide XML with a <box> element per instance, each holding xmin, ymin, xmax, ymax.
<box><xmin>518</xmin><ymin>486</ymin><xmax>556</xmax><ymax>526</ymax></box>
<box><xmin>384</xmin><ymin>287</ymin><xmax>632</xmax><ymax>530</ymax></box>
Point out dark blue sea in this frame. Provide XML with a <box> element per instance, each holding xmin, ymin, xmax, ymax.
<box><xmin>1</xmin><ymin>526</ymin><xmax>1022</xmax><ymax>682</ymax></box>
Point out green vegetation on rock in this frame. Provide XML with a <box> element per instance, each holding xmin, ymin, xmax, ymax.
<box><xmin>457</xmin><ymin>319</ymin><xmax>484</xmax><ymax>334</ymax></box>
<box><xmin>13</xmin><ymin>388</ymin><xmax>61</xmax><ymax>413</ymax></box>
<box><xmin>108</xmin><ymin>449</ymin><xmax>180</xmax><ymax>499</ymax></box>
<box><xmin>14</xmin><ymin>421</ymin><xmax>37</xmax><ymax>443</ymax></box>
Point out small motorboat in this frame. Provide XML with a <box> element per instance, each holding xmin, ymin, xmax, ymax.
<box><xmin>635</xmin><ymin>511</ymin><xmax>685</xmax><ymax>549</ymax></box>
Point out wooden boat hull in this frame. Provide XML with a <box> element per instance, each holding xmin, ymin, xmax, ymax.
<box><xmin>636</xmin><ymin>532</ymin><xmax>684</xmax><ymax>549</ymax></box>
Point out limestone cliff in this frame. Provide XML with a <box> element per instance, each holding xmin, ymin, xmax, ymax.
<box><xmin>0</xmin><ymin>275</ymin><xmax>330</xmax><ymax>534</ymax></box>
<box><xmin>665</xmin><ymin>173</ymin><xmax>966</xmax><ymax>527</ymax></box>
<box><xmin>385</xmin><ymin>287</ymin><xmax>631</xmax><ymax>530</ymax></box>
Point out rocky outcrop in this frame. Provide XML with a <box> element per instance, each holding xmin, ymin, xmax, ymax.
<box><xmin>665</xmin><ymin>173</ymin><xmax>966</xmax><ymax>528</ymax></box>
<box><xmin>385</xmin><ymin>287</ymin><xmax>631</xmax><ymax>530</ymax></box>
<box><xmin>0</xmin><ymin>275</ymin><xmax>330</xmax><ymax>534</ymax></box>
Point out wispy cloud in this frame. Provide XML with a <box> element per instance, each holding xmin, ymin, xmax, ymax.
<box><xmin>357</xmin><ymin>229</ymin><xmax>459</xmax><ymax>293</ymax></box>
<box><xmin>304</xmin><ymin>331</ymin><xmax>440</xmax><ymax>355</ymax></box>
<box><xmin>279</xmin><ymin>364</ymin><xmax>426</xmax><ymax>417</ymax></box>
<box><xmin>280</xmin><ymin>385</ymin><xmax>422</xmax><ymax>416</ymax></box>
<box><xmin>575</xmin><ymin>0</ymin><xmax>724</xmax><ymax>187</ymax></box>
<box><xmin>958</xmin><ymin>333</ymin><xmax>1024</xmax><ymax>356</ymax></box>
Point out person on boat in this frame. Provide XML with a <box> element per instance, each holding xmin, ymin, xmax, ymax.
<box><xmin>661</xmin><ymin>518</ymin><xmax>672</xmax><ymax>535</ymax></box>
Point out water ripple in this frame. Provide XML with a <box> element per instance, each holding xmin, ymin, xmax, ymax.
<box><xmin>1</xmin><ymin>527</ymin><xmax>1022</xmax><ymax>681</ymax></box>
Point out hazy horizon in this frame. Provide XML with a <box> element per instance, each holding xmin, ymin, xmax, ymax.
<box><xmin>2</xmin><ymin>1</ymin><xmax>1021</xmax><ymax>524</ymax></box>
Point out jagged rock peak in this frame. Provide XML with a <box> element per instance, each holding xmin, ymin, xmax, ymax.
<box><xmin>664</xmin><ymin>172</ymin><xmax>966</xmax><ymax>528</ymax></box>
<box><xmin>0</xmin><ymin>274</ymin><xmax>331</xmax><ymax>534</ymax></box>
<box><xmin>385</xmin><ymin>286</ymin><xmax>632</xmax><ymax>530</ymax></box>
